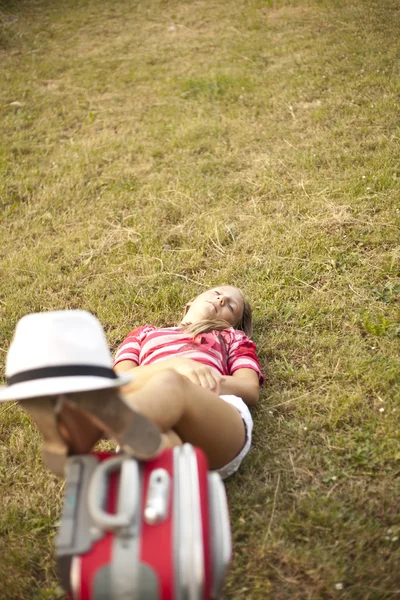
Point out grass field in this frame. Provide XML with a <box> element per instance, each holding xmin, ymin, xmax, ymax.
<box><xmin>1</xmin><ymin>0</ymin><xmax>399</xmax><ymax>598</ymax></box>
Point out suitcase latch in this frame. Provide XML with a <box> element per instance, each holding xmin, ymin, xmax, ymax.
<box><xmin>144</xmin><ymin>468</ymin><xmax>171</xmax><ymax>525</ymax></box>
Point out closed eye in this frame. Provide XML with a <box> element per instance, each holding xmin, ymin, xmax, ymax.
<box><xmin>214</xmin><ymin>290</ymin><xmax>234</xmax><ymax>312</ymax></box>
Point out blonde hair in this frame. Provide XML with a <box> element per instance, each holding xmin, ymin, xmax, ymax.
<box><xmin>181</xmin><ymin>295</ymin><xmax>253</xmax><ymax>338</ymax></box>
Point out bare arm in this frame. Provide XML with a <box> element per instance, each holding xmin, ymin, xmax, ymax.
<box><xmin>115</xmin><ymin>359</ymin><xmax>260</xmax><ymax>406</ymax></box>
<box><xmin>114</xmin><ymin>358</ymin><xmax>181</xmax><ymax>384</ymax></box>
<box><xmin>114</xmin><ymin>357</ymin><xmax>221</xmax><ymax>389</ymax></box>
<box><xmin>219</xmin><ymin>368</ymin><xmax>260</xmax><ymax>407</ymax></box>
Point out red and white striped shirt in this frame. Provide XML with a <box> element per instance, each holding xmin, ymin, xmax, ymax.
<box><xmin>113</xmin><ymin>326</ymin><xmax>264</xmax><ymax>384</ymax></box>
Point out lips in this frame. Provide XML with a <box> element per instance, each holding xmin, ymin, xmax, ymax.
<box><xmin>207</xmin><ymin>301</ymin><xmax>218</xmax><ymax>312</ymax></box>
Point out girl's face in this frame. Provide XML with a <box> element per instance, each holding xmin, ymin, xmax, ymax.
<box><xmin>183</xmin><ymin>286</ymin><xmax>244</xmax><ymax>327</ymax></box>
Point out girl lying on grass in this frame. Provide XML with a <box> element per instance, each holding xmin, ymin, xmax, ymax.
<box><xmin>0</xmin><ymin>286</ymin><xmax>263</xmax><ymax>479</ymax></box>
<box><xmin>112</xmin><ymin>285</ymin><xmax>264</xmax><ymax>478</ymax></box>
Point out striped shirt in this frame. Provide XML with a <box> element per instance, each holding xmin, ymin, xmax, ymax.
<box><xmin>113</xmin><ymin>326</ymin><xmax>264</xmax><ymax>384</ymax></box>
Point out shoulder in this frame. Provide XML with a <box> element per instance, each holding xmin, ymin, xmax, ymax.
<box><xmin>232</xmin><ymin>329</ymin><xmax>251</xmax><ymax>341</ymax></box>
<box><xmin>225</xmin><ymin>330</ymin><xmax>260</xmax><ymax>359</ymax></box>
<box><xmin>222</xmin><ymin>328</ymin><xmax>252</xmax><ymax>344</ymax></box>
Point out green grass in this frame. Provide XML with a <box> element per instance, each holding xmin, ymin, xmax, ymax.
<box><xmin>1</xmin><ymin>0</ymin><xmax>399</xmax><ymax>597</ymax></box>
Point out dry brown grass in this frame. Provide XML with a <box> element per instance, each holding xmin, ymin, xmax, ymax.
<box><xmin>1</xmin><ymin>0</ymin><xmax>399</xmax><ymax>597</ymax></box>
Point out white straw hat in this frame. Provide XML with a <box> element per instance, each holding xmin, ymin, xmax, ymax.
<box><xmin>0</xmin><ymin>310</ymin><xmax>132</xmax><ymax>401</ymax></box>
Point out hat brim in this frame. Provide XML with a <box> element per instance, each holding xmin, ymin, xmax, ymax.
<box><xmin>0</xmin><ymin>372</ymin><xmax>133</xmax><ymax>402</ymax></box>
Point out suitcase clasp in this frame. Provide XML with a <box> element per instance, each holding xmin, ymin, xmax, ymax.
<box><xmin>144</xmin><ymin>468</ymin><xmax>171</xmax><ymax>525</ymax></box>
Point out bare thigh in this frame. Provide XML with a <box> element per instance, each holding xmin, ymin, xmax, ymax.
<box><xmin>121</xmin><ymin>370</ymin><xmax>246</xmax><ymax>470</ymax></box>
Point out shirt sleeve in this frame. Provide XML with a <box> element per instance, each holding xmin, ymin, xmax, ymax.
<box><xmin>113</xmin><ymin>325</ymin><xmax>154</xmax><ymax>367</ymax></box>
<box><xmin>227</xmin><ymin>330</ymin><xmax>264</xmax><ymax>385</ymax></box>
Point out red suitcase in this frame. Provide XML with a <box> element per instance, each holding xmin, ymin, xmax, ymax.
<box><xmin>56</xmin><ymin>445</ymin><xmax>232</xmax><ymax>599</ymax></box>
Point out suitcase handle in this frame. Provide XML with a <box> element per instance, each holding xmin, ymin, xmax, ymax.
<box><xmin>88</xmin><ymin>455</ymin><xmax>139</xmax><ymax>531</ymax></box>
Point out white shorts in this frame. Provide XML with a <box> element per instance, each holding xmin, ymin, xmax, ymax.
<box><xmin>213</xmin><ymin>394</ymin><xmax>253</xmax><ymax>480</ymax></box>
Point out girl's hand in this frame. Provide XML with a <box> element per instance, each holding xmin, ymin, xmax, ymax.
<box><xmin>171</xmin><ymin>358</ymin><xmax>224</xmax><ymax>394</ymax></box>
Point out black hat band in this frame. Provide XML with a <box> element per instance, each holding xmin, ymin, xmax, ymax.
<box><xmin>7</xmin><ymin>365</ymin><xmax>118</xmax><ymax>386</ymax></box>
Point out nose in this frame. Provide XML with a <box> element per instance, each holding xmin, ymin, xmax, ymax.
<box><xmin>216</xmin><ymin>294</ymin><xmax>226</xmax><ymax>306</ymax></box>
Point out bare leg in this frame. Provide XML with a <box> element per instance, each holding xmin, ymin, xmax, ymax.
<box><xmin>121</xmin><ymin>370</ymin><xmax>246</xmax><ymax>470</ymax></box>
<box><xmin>162</xmin><ymin>430</ymin><xmax>183</xmax><ymax>448</ymax></box>
<box><xmin>27</xmin><ymin>370</ymin><xmax>246</xmax><ymax>473</ymax></box>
